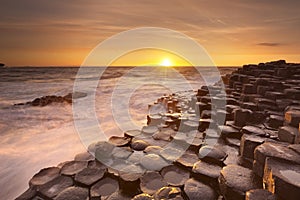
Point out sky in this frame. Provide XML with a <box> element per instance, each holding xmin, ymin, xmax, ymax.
<box><xmin>0</xmin><ymin>0</ymin><xmax>300</xmax><ymax>66</ymax></box>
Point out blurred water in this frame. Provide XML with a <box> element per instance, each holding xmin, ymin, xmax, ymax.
<box><xmin>0</xmin><ymin>66</ymin><xmax>236</xmax><ymax>199</ymax></box>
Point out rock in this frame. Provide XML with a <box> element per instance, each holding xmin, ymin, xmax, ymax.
<box><xmin>16</xmin><ymin>187</ymin><xmax>37</xmax><ymax>200</ymax></box>
<box><xmin>93</xmin><ymin>141</ymin><xmax>115</xmax><ymax>163</ymax></box>
<box><xmin>241</xmin><ymin>125</ymin><xmax>266</xmax><ymax>137</ymax></box>
<box><xmin>267</xmin><ymin>115</ymin><xmax>284</xmax><ymax>129</ymax></box>
<box><xmin>263</xmin><ymin>158</ymin><xmax>300</xmax><ymax>200</ymax></box>
<box><xmin>161</xmin><ymin>165</ymin><xmax>190</xmax><ymax>186</ymax></box>
<box><xmin>74</xmin><ymin>152</ymin><xmax>94</xmax><ymax>162</ymax></box>
<box><xmin>198</xmin><ymin>145</ymin><xmax>227</xmax><ymax>165</ymax></box>
<box><xmin>54</xmin><ymin>186</ymin><xmax>89</xmax><ymax>200</ymax></box>
<box><xmin>225</xmin><ymin>137</ymin><xmax>241</xmax><ymax>148</ymax></box>
<box><xmin>119</xmin><ymin>164</ymin><xmax>145</xmax><ymax>182</ymax></box>
<box><xmin>38</xmin><ymin>176</ymin><xmax>73</xmax><ymax>199</ymax></box>
<box><xmin>144</xmin><ymin>145</ymin><xmax>163</xmax><ymax>154</ymax></box>
<box><xmin>285</xmin><ymin>110</ymin><xmax>300</xmax><ymax>127</ymax></box>
<box><xmin>60</xmin><ymin>161</ymin><xmax>88</xmax><ymax>176</ymax></box>
<box><xmin>245</xmin><ymin>189</ymin><xmax>276</xmax><ymax>200</ymax></box>
<box><xmin>289</xmin><ymin>144</ymin><xmax>300</xmax><ymax>154</ymax></box>
<box><xmin>218</xmin><ymin>125</ymin><xmax>241</xmax><ymax>139</ymax></box>
<box><xmin>74</xmin><ymin>167</ymin><xmax>106</xmax><ymax>187</ymax></box>
<box><xmin>132</xmin><ymin>193</ymin><xmax>154</xmax><ymax>200</ymax></box>
<box><xmin>131</xmin><ymin>139</ymin><xmax>150</xmax><ymax>151</ymax></box>
<box><xmin>176</xmin><ymin>151</ymin><xmax>199</xmax><ymax>168</ymax></box>
<box><xmin>90</xmin><ymin>177</ymin><xmax>119</xmax><ymax>199</ymax></box>
<box><xmin>140</xmin><ymin>171</ymin><xmax>167</xmax><ymax>195</ymax></box>
<box><xmin>111</xmin><ymin>146</ymin><xmax>132</xmax><ymax>159</ymax></box>
<box><xmin>140</xmin><ymin>153</ymin><xmax>169</xmax><ymax>171</ymax></box>
<box><xmin>124</xmin><ymin>129</ymin><xmax>142</xmax><ymax>138</ymax></box>
<box><xmin>142</xmin><ymin>126</ymin><xmax>159</xmax><ymax>135</ymax></box>
<box><xmin>108</xmin><ymin>136</ymin><xmax>131</xmax><ymax>146</ymax></box>
<box><xmin>218</xmin><ymin>165</ymin><xmax>260</xmax><ymax>200</ymax></box>
<box><xmin>240</xmin><ymin>134</ymin><xmax>265</xmax><ymax>160</ymax></box>
<box><xmin>29</xmin><ymin>167</ymin><xmax>60</xmax><ymax>187</ymax></box>
<box><xmin>192</xmin><ymin>160</ymin><xmax>222</xmax><ymax>180</ymax></box>
<box><xmin>153</xmin><ymin>187</ymin><xmax>183</xmax><ymax>200</ymax></box>
<box><xmin>160</xmin><ymin>146</ymin><xmax>185</xmax><ymax>162</ymax></box>
<box><xmin>184</xmin><ymin>178</ymin><xmax>217</xmax><ymax>200</ymax></box>
<box><xmin>278</xmin><ymin>126</ymin><xmax>299</xmax><ymax>144</ymax></box>
<box><xmin>233</xmin><ymin>109</ymin><xmax>252</xmax><ymax>127</ymax></box>
<box><xmin>152</xmin><ymin>131</ymin><xmax>172</xmax><ymax>141</ymax></box>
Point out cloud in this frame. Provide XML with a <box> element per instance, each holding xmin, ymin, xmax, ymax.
<box><xmin>257</xmin><ymin>42</ymin><xmax>282</xmax><ymax>47</ymax></box>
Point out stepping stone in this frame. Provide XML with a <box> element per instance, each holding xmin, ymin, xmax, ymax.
<box><xmin>233</xmin><ymin>109</ymin><xmax>252</xmax><ymax>128</ymax></box>
<box><xmin>74</xmin><ymin>167</ymin><xmax>106</xmax><ymax>186</ymax></box>
<box><xmin>184</xmin><ymin>178</ymin><xmax>217</xmax><ymax>200</ymax></box>
<box><xmin>54</xmin><ymin>186</ymin><xmax>89</xmax><ymax>200</ymax></box>
<box><xmin>108</xmin><ymin>136</ymin><xmax>131</xmax><ymax>147</ymax></box>
<box><xmin>176</xmin><ymin>151</ymin><xmax>199</xmax><ymax>168</ymax></box>
<box><xmin>240</xmin><ymin>134</ymin><xmax>265</xmax><ymax>160</ymax></box>
<box><xmin>198</xmin><ymin>145</ymin><xmax>227</xmax><ymax>165</ymax></box>
<box><xmin>192</xmin><ymin>160</ymin><xmax>222</xmax><ymax>180</ymax></box>
<box><xmin>38</xmin><ymin>176</ymin><xmax>73</xmax><ymax>199</ymax></box>
<box><xmin>103</xmin><ymin>191</ymin><xmax>131</xmax><ymax>200</ymax></box>
<box><xmin>278</xmin><ymin>126</ymin><xmax>299</xmax><ymax>144</ymax></box>
<box><xmin>93</xmin><ymin>141</ymin><xmax>115</xmax><ymax>163</ymax></box>
<box><xmin>144</xmin><ymin>146</ymin><xmax>163</xmax><ymax>154</ymax></box>
<box><xmin>218</xmin><ymin>125</ymin><xmax>240</xmax><ymax>139</ymax></box>
<box><xmin>140</xmin><ymin>171</ymin><xmax>167</xmax><ymax>195</ymax></box>
<box><xmin>131</xmin><ymin>139</ymin><xmax>150</xmax><ymax>151</ymax></box>
<box><xmin>119</xmin><ymin>164</ymin><xmax>145</xmax><ymax>182</ymax></box>
<box><xmin>245</xmin><ymin>189</ymin><xmax>276</xmax><ymax>200</ymax></box>
<box><xmin>161</xmin><ymin>165</ymin><xmax>189</xmax><ymax>186</ymax></box>
<box><xmin>153</xmin><ymin>187</ymin><xmax>183</xmax><ymax>200</ymax></box>
<box><xmin>241</xmin><ymin>126</ymin><xmax>266</xmax><ymax>137</ymax></box>
<box><xmin>219</xmin><ymin>165</ymin><xmax>260</xmax><ymax>200</ymax></box>
<box><xmin>124</xmin><ymin>129</ymin><xmax>142</xmax><ymax>138</ymax></box>
<box><xmin>285</xmin><ymin>110</ymin><xmax>300</xmax><ymax>127</ymax></box>
<box><xmin>90</xmin><ymin>177</ymin><xmax>119</xmax><ymax>199</ymax></box>
<box><xmin>74</xmin><ymin>152</ymin><xmax>94</xmax><ymax>162</ymax></box>
<box><xmin>140</xmin><ymin>153</ymin><xmax>169</xmax><ymax>171</ymax></box>
<box><xmin>225</xmin><ymin>138</ymin><xmax>241</xmax><ymax>148</ymax></box>
<box><xmin>267</xmin><ymin>115</ymin><xmax>284</xmax><ymax>129</ymax></box>
<box><xmin>132</xmin><ymin>193</ymin><xmax>154</xmax><ymax>200</ymax></box>
<box><xmin>16</xmin><ymin>187</ymin><xmax>36</xmax><ymax>200</ymax></box>
<box><xmin>160</xmin><ymin>146</ymin><xmax>185</xmax><ymax>162</ymax></box>
<box><xmin>111</xmin><ymin>146</ymin><xmax>132</xmax><ymax>159</ymax></box>
<box><xmin>142</xmin><ymin>126</ymin><xmax>159</xmax><ymax>135</ymax></box>
<box><xmin>60</xmin><ymin>161</ymin><xmax>88</xmax><ymax>176</ymax></box>
<box><xmin>263</xmin><ymin>158</ymin><xmax>300</xmax><ymax>200</ymax></box>
<box><xmin>152</xmin><ymin>131</ymin><xmax>172</xmax><ymax>141</ymax></box>
<box><xmin>29</xmin><ymin>167</ymin><xmax>60</xmax><ymax>187</ymax></box>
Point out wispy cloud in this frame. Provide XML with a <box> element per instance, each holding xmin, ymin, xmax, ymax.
<box><xmin>257</xmin><ymin>42</ymin><xmax>282</xmax><ymax>47</ymax></box>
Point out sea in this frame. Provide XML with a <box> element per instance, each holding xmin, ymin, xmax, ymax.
<box><xmin>0</xmin><ymin>66</ymin><xmax>237</xmax><ymax>199</ymax></box>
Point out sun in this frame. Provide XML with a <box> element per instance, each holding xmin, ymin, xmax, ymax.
<box><xmin>160</xmin><ymin>58</ymin><xmax>172</xmax><ymax>67</ymax></box>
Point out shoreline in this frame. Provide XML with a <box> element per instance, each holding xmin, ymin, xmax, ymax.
<box><xmin>16</xmin><ymin>60</ymin><xmax>300</xmax><ymax>200</ymax></box>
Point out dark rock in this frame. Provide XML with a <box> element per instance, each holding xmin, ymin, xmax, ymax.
<box><xmin>119</xmin><ymin>164</ymin><xmax>145</xmax><ymax>182</ymax></box>
<box><xmin>90</xmin><ymin>177</ymin><xmax>119</xmax><ymax>199</ymax></box>
<box><xmin>140</xmin><ymin>153</ymin><xmax>169</xmax><ymax>171</ymax></box>
<box><xmin>263</xmin><ymin>158</ymin><xmax>300</xmax><ymax>200</ymax></box>
<box><xmin>38</xmin><ymin>176</ymin><xmax>73</xmax><ymax>199</ymax></box>
<box><xmin>132</xmin><ymin>193</ymin><xmax>154</xmax><ymax>200</ymax></box>
<box><xmin>16</xmin><ymin>187</ymin><xmax>37</xmax><ymax>200</ymax></box>
<box><xmin>225</xmin><ymin>137</ymin><xmax>241</xmax><ymax>148</ymax></box>
<box><xmin>54</xmin><ymin>186</ymin><xmax>89</xmax><ymax>200</ymax></box>
<box><xmin>240</xmin><ymin>134</ymin><xmax>265</xmax><ymax>160</ymax></box>
<box><xmin>241</xmin><ymin>125</ymin><xmax>266</xmax><ymax>137</ymax></box>
<box><xmin>289</xmin><ymin>144</ymin><xmax>300</xmax><ymax>154</ymax></box>
<box><xmin>29</xmin><ymin>167</ymin><xmax>60</xmax><ymax>187</ymax></box>
<box><xmin>144</xmin><ymin>145</ymin><xmax>163</xmax><ymax>154</ymax></box>
<box><xmin>142</xmin><ymin>126</ymin><xmax>159</xmax><ymax>135</ymax></box>
<box><xmin>285</xmin><ymin>110</ymin><xmax>300</xmax><ymax>127</ymax></box>
<box><xmin>245</xmin><ymin>189</ymin><xmax>276</xmax><ymax>200</ymax></box>
<box><xmin>124</xmin><ymin>129</ymin><xmax>142</xmax><ymax>138</ymax></box>
<box><xmin>161</xmin><ymin>165</ymin><xmax>189</xmax><ymax>186</ymax></box>
<box><xmin>192</xmin><ymin>160</ymin><xmax>222</xmax><ymax>179</ymax></box>
<box><xmin>219</xmin><ymin>165</ymin><xmax>260</xmax><ymax>200</ymax></box>
<box><xmin>278</xmin><ymin>126</ymin><xmax>299</xmax><ymax>144</ymax></box>
<box><xmin>233</xmin><ymin>108</ymin><xmax>252</xmax><ymax>127</ymax></box>
<box><xmin>140</xmin><ymin>171</ymin><xmax>167</xmax><ymax>195</ymax></box>
<box><xmin>131</xmin><ymin>139</ymin><xmax>150</xmax><ymax>151</ymax></box>
<box><xmin>198</xmin><ymin>145</ymin><xmax>227</xmax><ymax>165</ymax></box>
<box><xmin>153</xmin><ymin>187</ymin><xmax>183</xmax><ymax>200</ymax></box>
<box><xmin>60</xmin><ymin>161</ymin><xmax>88</xmax><ymax>176</ymax></box>
<box><xmin>74</xmin><ymin>152</ymin><xmax>94</xmax><ymax>162</ymax></box>
<box><xmin>184</xmin><ymin>178</ymin><xmax>217</xmax><ymax>200</ymax></box>
<box><xmin>176</xmin><ymin>151</ymin><xmax>199</xmax><ymax>168</ymax></box>
<box><xmin>267</xmin><ymin>115</ymin><xmax>284</xmax><ymax>129</ymax></box>
<box><xmin>74</xmin><ymin>167</ymin><xmax>106</xmax><ymax>187</ymax></box>
<box><xmin>218</xmin><ymin>125</ymin><xmax>241</xmax><ymax>139</ymax></box>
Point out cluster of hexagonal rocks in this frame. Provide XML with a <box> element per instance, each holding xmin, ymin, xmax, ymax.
<box><xmin>17</xmin><ymin>60</ymin><xmax>300</xmax><ymax>200</ymax></box>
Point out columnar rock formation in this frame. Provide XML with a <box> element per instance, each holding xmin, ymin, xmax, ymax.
<box><xmin>17</xmin><ymin>60</ymin><xmax>300</xmax><ymax>200</ymax></box>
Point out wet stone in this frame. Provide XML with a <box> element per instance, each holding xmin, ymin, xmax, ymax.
<box><xmin>29</xmin><ymin>167</ymin><xmax>60</xmax><ymax>187</ymax></box>
<box><xmin>184</xmin><ymin>178</ymin><xmax>217</xmax><ymax>200</ymax></box>
<box><xmin>161</xmin><ymin>165</ymin><xmax>190</xmax><ymax>186</ymax></box>
<box><xmin>153</xmin><ymin>187</ymin><xmax>183</xmax><ymax>200</ymax></box>
<box><xmin>278</xmin><ymin>126</ymin><xmax>299</xmax><ymax>144</ymax></box>
<box><xmin>240</xmin><ymin>134</ymin><xmax>265</xmax><ymax>160</ymax></box>
<box><xmin>108</xmin><ymin>136</ymin><xmax>131</xmax><ymax>147</ymax></box>
<box><xmin>132</xmin><ymin>193</ymin><xmax>154</xmax><ymax>200</ymax></box>
<box><xmin>140</xmin><ymin>153</ymin><xmax>169</xmax><ymax>171</ymax></box>
<box><xmin>198</xmin><ymin>145</ymin><xmax>227</xmax><ymax>165</ymax></box>
<box><xmin>219</xmin><ymin>165</ymin><xmax>260</xmax><ymax>200</ymax></box>
<box><xmin>245</xmin><ymin>189</ymin><xmax>276</xmax><ymax>200</ymax></box>
<box><xmin>263</xmin><ymin>158</ymin><xmax>300</xmax><ymax>200</ymax></box>
<box><xmin>131</xmin><ymin>139</ymin><xmax>150</xmax><ymax>151</ymax></box>
<box><xmin>140</xmin><ymin>171</ymin><xmax>168</xmax><ymax>195</ymax></box>
<box><xmin>176</xmin><ymin>151</ymin><xmax>199</xmax><ymax>168</ymax></box>
<box><xmin>192</xmin><ymin>160</ymin><xmax>222</xmax><ymax>180</ymax></box>
<box><xmin>60</xmin><ymin>161</ymin><xmax>88</xmax><ymax>176</ymax></box>
<box><xmin>74</xmin><ymin>167</ymin><xmax>106</xmax><ymax>187</ymax></box>
<box><xmin>54</xmin><ymin>186</ymin><xmax>89</xmax><ymax>200</ymax></box>
<box><xmin>90</xmin><ymin>177</ymin><xmax>119</xmax><ymax>199</ymax></box>
<box><xmin>38</xmin><ymin>176</ymin><xmax>73</xmax><ymax>199</ymax></box>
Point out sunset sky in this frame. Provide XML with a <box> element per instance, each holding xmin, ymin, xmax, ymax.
<box><xmin>0</xmin><ymin>0</ymin><xmax>300</xmax><ymax>66</ymax></box>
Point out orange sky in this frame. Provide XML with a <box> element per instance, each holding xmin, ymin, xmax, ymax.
<box><xmin>0</xmin><ymin>0</ymin><xmax>300</xmax><ymax>66</ymax></box>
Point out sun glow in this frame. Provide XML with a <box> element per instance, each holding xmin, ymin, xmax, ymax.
<box><xmin>160</xmin><ymin>58</ymin><xmax>172</xmax><ymax>67</ymax></box>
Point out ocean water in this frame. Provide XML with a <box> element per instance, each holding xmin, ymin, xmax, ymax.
<box><xmin>0</xmin><ymin>66</ymin><xmax>237</xmax><ymax>199</ymax></box>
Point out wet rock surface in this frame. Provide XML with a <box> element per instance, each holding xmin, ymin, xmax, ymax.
<box><xmin>17</xmin><ymin>60</ymin><xmax>300</xmax><ymax>200</ymax></box>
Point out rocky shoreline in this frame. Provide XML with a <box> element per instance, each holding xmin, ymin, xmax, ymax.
<box><xmin>16</xmin><ymin>60</ymin><xmax>300</xmax><ymax>200</ymax></box>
